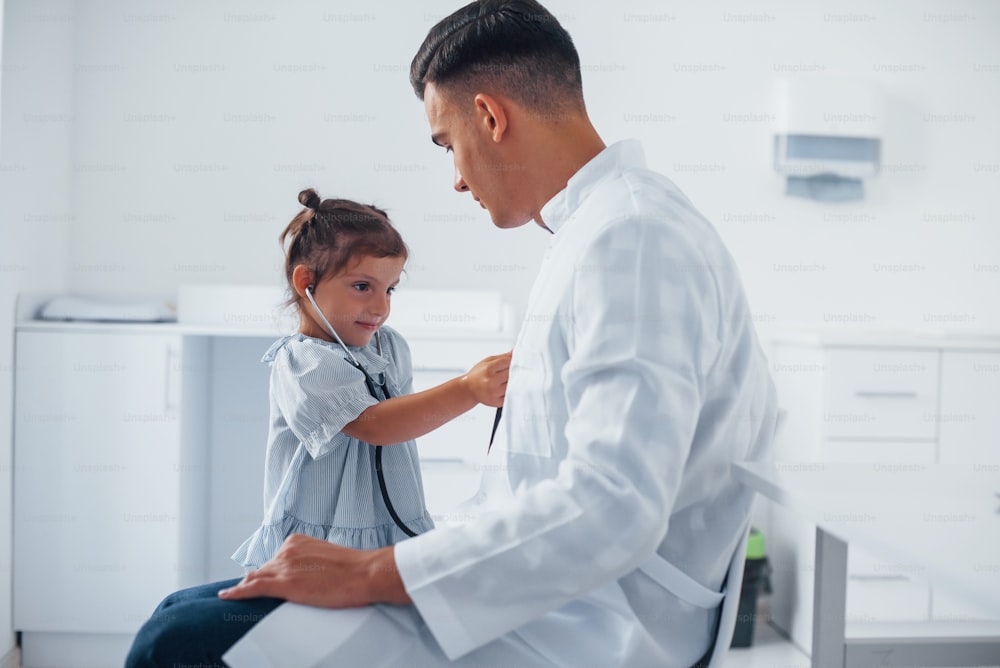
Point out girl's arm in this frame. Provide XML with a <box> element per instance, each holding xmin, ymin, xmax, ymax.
<box><xmin>341</xmin><ymin>351</ymin><xmax>511</xmax><ymax>446</ymax></box>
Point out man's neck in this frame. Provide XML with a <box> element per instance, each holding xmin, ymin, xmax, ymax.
<box><xmin>527</xmin><ymin>118</ymin><xmax>606</xmax><ymax>226</ymax></box>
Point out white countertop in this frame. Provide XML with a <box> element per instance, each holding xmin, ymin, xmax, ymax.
<box><xmin>13</xmin><ymin>319</ymin><xmax>516</xmax><ymax>342</ymax></box>
<box><xmin>14</xmin><ymin>288</ymin><xmax>517</xmax><ymax>342</ymax></box>
<box><xmin>769</xmin><ymin>328</ymin><xmax>1000</xmax><ymax>351</ymax></box>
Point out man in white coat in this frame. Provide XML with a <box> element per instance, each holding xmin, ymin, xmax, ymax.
<box><xmin>127</xmin><ymin>1</ymin><xmax>777</xmax><ymax>666</ymax></box>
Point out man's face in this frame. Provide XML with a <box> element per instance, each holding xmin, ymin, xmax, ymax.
<box><xmin>424</xmin><ymin>82</ymin><xmax>532</xmax><ymax>229</ymax></box>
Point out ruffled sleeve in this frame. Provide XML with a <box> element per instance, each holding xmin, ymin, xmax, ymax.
<box><xmin>269</xmin><ymin>338</ymin><xmax>379</xmax><ymax>459</ymax></box>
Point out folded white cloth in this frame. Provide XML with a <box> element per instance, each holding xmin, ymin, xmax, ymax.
<box><xmin>38</xmin><ymin>295</ymin><xmax>176</xmax><ymax>322</ymax></box>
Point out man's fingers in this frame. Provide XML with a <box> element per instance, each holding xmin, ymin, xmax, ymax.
<box><xmin>217</xmin><ymin>580</ymin><xmax>251</xmax><ymax>600</ymax></box>
<box><xmin>218</xmin><ymin>573</ymin><xmax>271</xmax><ymax>600</ymax></box>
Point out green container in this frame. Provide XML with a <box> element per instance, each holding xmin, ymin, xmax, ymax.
<box><xmin>731</xmin><ymin>528</ymin><xmax>771</xmax><ymax>648</ymax></box>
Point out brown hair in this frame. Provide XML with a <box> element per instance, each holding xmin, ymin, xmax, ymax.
<box><xmin>280</xmin><ymin>188</ymin><xmax>408</xmax><ymax>308</ymax></box>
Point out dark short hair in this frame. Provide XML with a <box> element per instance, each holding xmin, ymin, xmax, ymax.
<box><xmin>410</xmin><ymin>0</ymin><xmax>583</xmax><ymax>111</ymax></box>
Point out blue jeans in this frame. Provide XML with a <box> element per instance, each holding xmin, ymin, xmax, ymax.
<box><xmin>125</xmin><ymin>578</ymin><xmax>284</xmax><ymax>667</ymax></box>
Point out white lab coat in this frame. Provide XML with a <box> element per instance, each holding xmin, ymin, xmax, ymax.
<box><xmin>225</xmin><ymin>140</ymin><xmax>778</xmax><ymax>668</ymax></box>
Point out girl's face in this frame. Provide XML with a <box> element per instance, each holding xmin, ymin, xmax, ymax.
<box><xmin>301</xmin><ymin>254</ymin><xmax>406</xmax><ymax>347</ymax></box>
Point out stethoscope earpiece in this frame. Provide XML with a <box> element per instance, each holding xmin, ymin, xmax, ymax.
<box><xmin>303</xmin><ymin>284</ymin><xmax>363</xmax><ymax>367</ymax></box>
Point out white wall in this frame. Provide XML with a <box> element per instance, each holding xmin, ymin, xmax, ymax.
<box><xmin>61</xmin><ymin>0</ymin><xmax>1000</xmax><ymax>336</ymax></box>
<box><xmin>67</xmin><ymin>0</ymin><xmax>546</xmax><ymax>311</ymax></box>
<box><xmin>574</xmin><ymin>0</ymin><xmax>1000</xmax><ymax>340</ymax></box>
<box><xmin>0</xmin><ymin>0</ymin><xmax>75</xmax><ymax>657</ymax></box>
<box><xmin>0</xmin><ymin>2</ymin><xmax>6</xmax><ymax>656</ymax></box>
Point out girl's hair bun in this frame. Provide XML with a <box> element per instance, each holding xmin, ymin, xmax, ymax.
<box><xmin>298</xmin><ymin>188</ymin><xmax>322</xmax><ymax>210</ymax></box>
<box><xmin>280</xmin><ymin>189</ymin><xmax>408</xmax><ymax>310</ymax></box>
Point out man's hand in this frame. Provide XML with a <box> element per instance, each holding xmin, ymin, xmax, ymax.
<box><xmin>218</xmin><ymin>534</ymin><xmax>411</xmax><ymax>607</ymax></box>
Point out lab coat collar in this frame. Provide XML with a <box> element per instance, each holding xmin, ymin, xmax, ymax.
<box><xmin>538</xmin><ymin>139</ymin><xmax>647</xmax><ymax>236</ymax></box>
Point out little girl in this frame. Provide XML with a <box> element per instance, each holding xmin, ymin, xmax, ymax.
<box><xmin>232</xmin><ymin>188</ymin><xmax>510</xmax><ymax>569</ymax></box>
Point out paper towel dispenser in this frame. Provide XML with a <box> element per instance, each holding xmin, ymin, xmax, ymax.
<box><xmin>772</xmin><ymin>78</ymin><xmax>882</xmax><ymax>201</ymax></box>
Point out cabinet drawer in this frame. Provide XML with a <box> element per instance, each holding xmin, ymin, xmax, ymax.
<box><xmin>419</xmin><ymin>461</ymin><xmax>481</xmax><ymax>523</ymax></box>
<box><xmin>411</xmin><ymin>371</ymin><xmax>496</xmax><ymax>462</ymax></box>
<box><xmin>408</xmin><ymin>337</ymin><xmax>510</xmax><ymax>371</ymax></box>
<box><xmin>823</xmin><ymin>349</ymin><xmax>939</xmax><ymax>440</ymax></box>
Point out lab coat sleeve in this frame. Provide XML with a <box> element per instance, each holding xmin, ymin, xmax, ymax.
<box><xmin>271</xmin><ymin>344</ymin><xmax>378</xmax><ymax>460</ymax></box>
<box><xmin>394</xmin><ymin>214</ymin><xmax>721</xmax><ymax>660</ymax></box>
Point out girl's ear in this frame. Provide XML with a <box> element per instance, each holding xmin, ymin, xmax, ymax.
<box><xmin>291</xmin><ymin>265</ymin><xmax>315</xmax><ymax>298</ymax></box>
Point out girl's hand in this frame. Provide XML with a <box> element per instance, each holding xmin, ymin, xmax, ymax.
<box><xmin>461</xmin><ymin>351</ymin><xmax>511</xmax><ymax>407</ymax></box>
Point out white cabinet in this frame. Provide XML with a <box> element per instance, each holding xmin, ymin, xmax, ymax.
<box><xmin>821</xmin><ymin>349</ymin><xmax>939</xmax><ymax>443</ymax></box>
<box><xmin>406</xmin><ymin>336</ymin><xmax>505</xmax><ymax>524</ymax></box>
<box><xmin>408</xmin><ymin>338</ymin><xmax>503</xmax><ymax>464</ymax></box>
<box><xmin>14</xmin><ymin>329</ymin><xmax>209</xmax><ymax>664</ymax></box>
<box><xmin>939</xmin><ymin>352</ymin><xmax>1000</xmax><ymax>466</ymax></box>
<box><xmin>933</xmin><ymin>351</ymin><xmax>1000</xmax><ymax>622</ymax></box>
<box><xmin>764</xmin><ymin>335</ymin><xmax>1000</xmax><ymax>651</ymax></box>
<box><xmin>768</xmin><ymin>344</ymin><xmax>934</xmax><ymax>646</ymax></box>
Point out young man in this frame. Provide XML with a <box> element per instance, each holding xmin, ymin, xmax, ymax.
<box><xmin>127</xmin><ymin>2</ymin><xmax>777</xmax><ymax>666</ymax></box>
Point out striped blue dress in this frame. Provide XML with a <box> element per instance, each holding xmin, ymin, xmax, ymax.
<box><xmin>232</xmin><ymin>327</ymin><xmax>434</xmax><ymax>570</ymax></box>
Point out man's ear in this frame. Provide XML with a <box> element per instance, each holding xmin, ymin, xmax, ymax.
<box><xmin>474</xmin><ymin>93</ymin><xmax>508</xmax><ymax>143</ymax></box>
<box><xmin>291</xmin><ymin>264</ymin><xmax>316</xmax><ymax>298</ymax></box>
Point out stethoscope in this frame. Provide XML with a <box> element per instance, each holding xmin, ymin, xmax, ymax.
<box><xmin>304</xmin><ymin>285</ymin><xmax>419</xmax><ymax>537</ymax></box>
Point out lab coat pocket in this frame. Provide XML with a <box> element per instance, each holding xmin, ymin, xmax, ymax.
<box><xmin>501</xmin><ymin>349</ymin><xmax>554</xmax><ymax>457</ymax></box>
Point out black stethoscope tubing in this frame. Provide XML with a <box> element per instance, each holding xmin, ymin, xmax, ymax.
<box><xmin>353</xmin><ymin>360</ymin><xmax>419</xmax><ymax>538</ymax></box>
